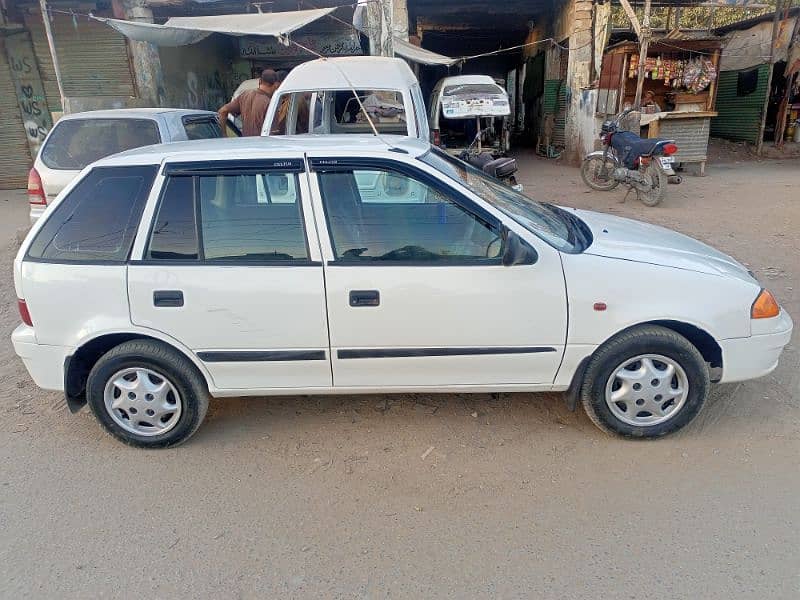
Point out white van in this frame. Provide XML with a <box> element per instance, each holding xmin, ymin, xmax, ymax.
<box><xmin>261</xmin><ymin>56</ymin><xmax>429</xmax><ymax>140</ymax></box>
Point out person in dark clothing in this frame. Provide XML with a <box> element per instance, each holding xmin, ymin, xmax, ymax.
<box><xmin>218</xmin><ymin>69</ymin><xmax>279</xmax><ymax>136</ymax></box>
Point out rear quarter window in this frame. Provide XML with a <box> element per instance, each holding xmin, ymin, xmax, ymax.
<box><xmin>27</xmin><ymin>165</ymin><xmax>157</xmax><ymax>263</ymax></box>
<box><xmin>41</xmin><ymin>119</ymin><xmax>161</xmax><ymax>170</ymax></box>
<box><xmin>182</xmin><ymin>116</ymin><xmax>223</xmax><ymax>140</ymax></box>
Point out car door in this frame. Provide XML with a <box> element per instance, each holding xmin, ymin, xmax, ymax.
<box><xmin>307</xmin><ymin>155</ymin><xmax>567</xmax><ymax>388</ymax></box>
<box><xmin>128</xmin><ymin>157</ymin><xmax>331</xmax><ymax>392</ymax></box>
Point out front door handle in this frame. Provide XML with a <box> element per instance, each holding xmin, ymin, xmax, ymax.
<box><xmin>349</xmin><ymin>290</ymin><xmax>380</xmax><ymax>307</ymax></box>
<box><xmin>153</xmin><ymin>290</ymin><xmax>184</xmax><ymax>307</ymax></box>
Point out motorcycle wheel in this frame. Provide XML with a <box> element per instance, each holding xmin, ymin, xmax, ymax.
<box><xmin>581</xmin><ymin>156</ymin><xmax>620</xmax><ymax>191</ymax></box>
<box><xmin>637</xmin><ymin>164</ymin><xmax>668</xmax><ymax>207</ymax></box>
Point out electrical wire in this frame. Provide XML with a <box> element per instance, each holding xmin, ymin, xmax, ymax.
<box><xmin>44</xmin><ymin>6</ymin><xmax>790</xmax><ymax>61</ymax></box>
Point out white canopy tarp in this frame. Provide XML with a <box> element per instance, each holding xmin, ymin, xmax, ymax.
<box><xmin>719</xmin><ymin>16</ymin><xmax>797</xmax><ymax>71</ymax></box>
<box><xmin>92</xmin><ymin>8</ymin><xmax>336</xmax><ymax>47</ymax></box>
<box><xmin>392</xmin><ymin>37</ymin><xmax>458</xmax><ymax>66</ymax></box>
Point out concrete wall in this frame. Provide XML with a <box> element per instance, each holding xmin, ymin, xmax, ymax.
<box><xmin>158</xmin><ymin>34</ymin><xmax>238</xmax><ymax>111</ymax></box>
<box><xmin>562</xmin><ymin>0</ymin><xmax>598</xmax><ymax>164</ymax></box>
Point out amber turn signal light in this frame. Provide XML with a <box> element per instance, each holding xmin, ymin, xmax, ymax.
<box><xmin>751</xmin><ymin>289</ymin><xmax>780</xmax><ymax>319</ymax></box>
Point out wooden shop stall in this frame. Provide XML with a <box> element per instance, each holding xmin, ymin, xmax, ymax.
<box><xmin>597</xmin><ymin>38</ymin><xmax>724</xmax><ymax>175</ymax></box>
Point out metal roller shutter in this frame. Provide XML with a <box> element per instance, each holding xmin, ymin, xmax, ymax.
<box><xmin>25</xmin><ymin>11</ymin><xmax>135</xmax><ymax>112</ymax></box>
<box><xmin>0</xmin><ymin>37</ymin><xmax>33</xmax><ymax>189</ymax></box>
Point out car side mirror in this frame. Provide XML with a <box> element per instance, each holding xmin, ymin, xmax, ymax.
<box><xmin>502</xmin><ymin>228</ymin><xmax>538</xmax><ymax>267</ymax></box>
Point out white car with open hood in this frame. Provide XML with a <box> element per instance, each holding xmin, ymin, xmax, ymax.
<box><xmin>11</xmin><ymin>135</ymin><xmax>792</xmax><ymax>447</ymax></box>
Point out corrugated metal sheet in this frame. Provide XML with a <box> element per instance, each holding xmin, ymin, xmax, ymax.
<box><xmin>0</xmin><ymin>37</ymin><xmax>33</xmax><ymax>189</ymax></box>
<box><xmin>543</xmin><ymin>79</ymin><xmax>567</xmax><ymax>147</ymax></box>
<box><xmin>553</xmin><ymin>83</ymin><xmax>567</xmax><ymax>148</ymax></box>
<box><xmin>710</xmin><ymin>64</ymin><xmax>768</xmax><ymax>144</ymax></box>
<box><xmin>25</xmin><ymin>12</ymin><xmax>135</xmax><ymax>112</ymax></box>
<box><xmin>543</xmin><ymin>79</ymin><xmax>561</xmax><ymax>114</ymax></box>
<box><xmin>659</xmin><ymin>117</ymin><xmax>711</xmax><ymax>163</ymax></box>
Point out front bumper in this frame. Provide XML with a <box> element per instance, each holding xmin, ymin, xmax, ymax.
<box><xmin>11</xmin><ymin>324</ymin><xmax>69</xmax><ymax>391</ymax></box>
<box><xmin>719</xmin><ymin>310</ymin><xmax>794</xmax><ymax>383</ymax></box>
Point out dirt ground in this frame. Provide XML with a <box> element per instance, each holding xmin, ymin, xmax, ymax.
<box><xmin>1</xmin><ymin>148</ymin><xmax>798</xmax><ymax>599</ymax></box>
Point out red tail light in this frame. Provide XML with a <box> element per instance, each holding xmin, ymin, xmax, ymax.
<box><xmin>663</xmin><ymin>143</ymin><xmax>678</xmax><ymax>156</ymax></box>
<box><xmin>432</xmin><ymin>129</ymin><xmax>441</xmax><ymax>146</ymax></box>
<box><xmin>18</xmin><ymin>299</ymin><xmax>33</xmax><ymax>326</ymax></box>
<box><xmin>27</xmin><ymin>168</ymin><xmax>46</xmax><ymax>206</ymax></box>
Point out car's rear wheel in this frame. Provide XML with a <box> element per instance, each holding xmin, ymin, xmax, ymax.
<box><xmin>580</xmin><ymin>325</ymin><xmax>710</xmax><ymax>438</ymax></box>
<box><xmin>86</xmin><ymin>340</ymin><xmax>209</xmax><ymax>448</ymax></box>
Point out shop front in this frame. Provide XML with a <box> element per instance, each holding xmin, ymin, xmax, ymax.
<box><xmin>598</xmin><ymin>38</ymin><xmax>723</xmax><ymax>175</ymax></box>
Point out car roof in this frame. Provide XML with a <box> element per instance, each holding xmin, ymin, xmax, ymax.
<box><xmin>57</xmin><ymin>108</ymin><xmax>217</xmax><ymax>121</ymax></box>
<box><xmin>277</xmin><ymin>57</ymin><xmax>419</xmax><ymax>93</ymax></box>
<box><xmin>99</xmin><ymin>134</ymin><xmax>431</xmax><ymax>166</ymax></box>
<box><xmin>438</xmin><ymin>75</ymin><xmax>500</xmax><ymax>87</ymax></box>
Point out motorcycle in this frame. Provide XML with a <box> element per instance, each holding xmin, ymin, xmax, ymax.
<box><xmin>581</xmin><ymin>108</ymin><xmax>680</xmax><ymax>206</ymax></box>
<box><xmin>458</xmin><ymin>128</ymin><xmax>522</xmax><ymax>191</ymax></box>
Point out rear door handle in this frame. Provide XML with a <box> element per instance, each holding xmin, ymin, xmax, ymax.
<box><xmin>153</xmin><ymin>290</ymin><xmax>184</xmax><ymax>307</ymax></box>
<box><xmin>349</xmin><ymin>290</ymin><xmax>380</xmax><ymax>307</ymax></box>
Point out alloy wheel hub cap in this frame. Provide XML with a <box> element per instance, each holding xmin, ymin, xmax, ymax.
<box><xmin>103</xmin><ymin>367</ymin><xmax>182</xmax><ymax>436</ymax></box>
<box><xmin>604</xmin><ymin>354</ymin><xmax>689</xmax><ymax>427</ymax></box>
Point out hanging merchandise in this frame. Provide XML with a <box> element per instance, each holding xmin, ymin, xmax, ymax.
<box><xmin>628</xmin><ymin>54</ymin><xmax>689</xmax><ymax>89</ymax></box>
<box><xmin>682</xmin><ymin>58</ymin><xmax>717</xmax><ymax>94</ymax></box>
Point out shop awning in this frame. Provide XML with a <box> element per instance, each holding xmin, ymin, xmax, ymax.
<box><xmin>392</xmin><ymin>37</ymin><xmax>458</xmax><ymax>66</ymax></box>
<box><xmin>92</xmin><ymin>8</ymin><xmax>337</xmax><ymax>47</ymax></box>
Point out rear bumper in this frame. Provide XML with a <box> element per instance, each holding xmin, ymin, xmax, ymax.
<box><xmin>11</xmin><ymin>324</ymin><xmax>69</xmax><ymax>391</ymax></box>
<box><xmin>29</xmin><ymin>204</ymin><xmax>46</xmax><ymax>224</ymax></box>
<box><xmin>719</xmin><ymin>311</ymin><xmax>793</xmax><ymax>383</ymax></box>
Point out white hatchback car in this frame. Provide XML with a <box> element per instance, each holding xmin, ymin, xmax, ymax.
<box><xmin>12</xmin><ymin>136</ymin><xmax>792</xmax><ymax>447</ymax></box>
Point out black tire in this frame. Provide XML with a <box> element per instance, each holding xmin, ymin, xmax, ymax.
<box><xmin>86</xmin><ymin>340</ymin><xmax>210</xmax><ymax>448</ymax></box>
<box><xmin>580</xmin><ymin>155</ymin><xmax>620</xmax><ymax>191</ymax></box>
<box><xmin>580</xmin><ymin>325</ymin><xmax>710</xmax><ymax>438</ymax></box>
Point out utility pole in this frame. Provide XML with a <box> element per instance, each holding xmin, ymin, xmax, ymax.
<box><xmin>617</xmin><ymin>0</ymin><xmax>651</xmax><ymax>108</ymax></box>
<box><xmin>633</xmin><ymin>0</ymin><xmax>652</xmax><ymax>109</ymax></box>
<box><xmin>757</xmin><ymin>0</ymin><xmax>786</xmax><ymax>155</ymax></box>
<box><xmin>367</xmin><ymin>0</ymin><xmax>394</xmax><ymax>56</ymax></box>
<box><xmin>38</xmin><ymin>0</ymin><xmax>66</xmax><ymax>111</ymax></box>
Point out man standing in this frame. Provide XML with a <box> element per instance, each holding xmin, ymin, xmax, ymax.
<box><xmin>218</xmin><ymin>69</ymin><xmax>279</xmax><ymax>136</ymax></box>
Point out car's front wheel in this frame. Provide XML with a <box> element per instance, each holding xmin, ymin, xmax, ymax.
<box><xmin>86</xmin><ymin>340</ymin><xmax>209</xmax><ymax>448</ymax></box>
<box><xmin>580</xmin><ymin>325</ymin><xmax>710</xmax><ymax>438</ymax></box>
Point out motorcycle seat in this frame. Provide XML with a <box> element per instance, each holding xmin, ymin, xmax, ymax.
<box><xmin>612</xmin><ymin>131</ymin><xmax>664</xmax><ymax>157</ymax></box>
<box><xmin>482</xmin><ymin>157</ymin><xmax>518</xmax><ymax>179</ymax></box>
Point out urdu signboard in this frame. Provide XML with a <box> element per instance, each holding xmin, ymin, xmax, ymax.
<box><xmin>239</xmin><ymin>33</ymin><xmax>362</xmax><ymax>59</ymax></box>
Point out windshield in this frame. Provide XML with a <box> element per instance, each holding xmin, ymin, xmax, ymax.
<box><xmin>443</xmin><ymin>84</ymin><xmax>505</xmax><ymax>96</ymax></box>
<box><xmin>420</xmin><ymin>148</ymin><xmax>591</xmax><ymax>253</ymax></box>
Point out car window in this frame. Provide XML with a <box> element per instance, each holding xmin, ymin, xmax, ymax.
<box><xmin>269</xmin><ymin>90</ymin><xmax>409</xmax><ymax>136</ymax></box>
<box><xmin>333</xmin><ymin>90</ymin><xmax>407</xmax><ymax>135</ymax></box>
<box><xmin>182</xmin><ymin>116</ymin><xmax>223</xmax><ymax>140</ymax></box>
<box><xmin>443</xmin><ymin>83</ymin><xmax>505</xmax><ymax>96</ymax></box>
<box><xmin>420</xmin><ymin>148</ymin><xmax>591</xmax><ymax>253</ymax></box>
<box><xmin>28</xmin><ymin>165</ymin><xmax>157</xmax><ymax>262</ymax></box>
<box><xmin>147</xmin><ymin>177</ymin><xmax>199</xmax><ymax>260</ymax></box>
<box><xmin>199</xmin><ymin>173</ymin><xmax>307</xmax><ymax>261</ymax></box>
<box><xmin>146</xmin><ymin>170</ymin><xmax>308</xmax><ymax>262</ymax></box>
<box><xmin>317</xmin><ymin>166</ymin><xmax>502</xmax><ymax>263</ymax></box>
<box><xmin>267</xmin><ymin>92</ymin><xmax>315</xmax><ymax>135</ymax></box>
<box><xmin>41</xmin><ymin>119</ymin><xmax>161</xmax><ymax>170</ymax></box>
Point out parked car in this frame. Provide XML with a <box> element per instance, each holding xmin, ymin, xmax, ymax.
<box><xmin>429</xmin><ymin>75</ymin><xmax>511</xmax><ymax>154</ymax></box>
<box><xmin>261</xmin><ymin>56</ymin><xmax>428</xmax><ymax>139</ymax></box>
<box><xmin>28</xmin><ymin>108</ymin><xmax>224</xmax><ymax>223</ymax></box>
<box><xmin>12</xmin><ymin>135</ymin><xmax>792</xmax><ymax>448</ymax></box>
